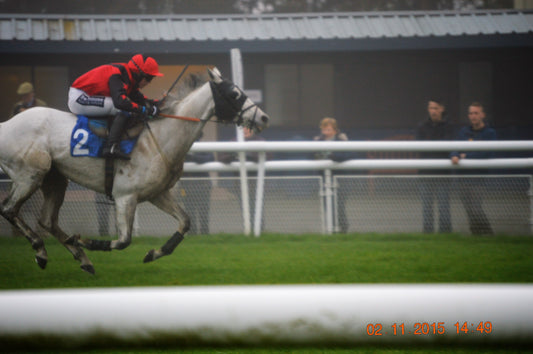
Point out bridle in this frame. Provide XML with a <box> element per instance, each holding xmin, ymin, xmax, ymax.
<box><xmin>156</xmin><ymin>73</ymin><xmax>261</xmax><ymax>130</ymax></box>
<box><xmin>209</xmin><ymin>80</ymin><xmax>261</xmax><ymax>131</ymax></box>
<box><xmin>145</xmin><ymin>77</ymin><xmax>262</xmax><ymax>175</ymax></box>
<box><xmin>233</xmin><ymin>101</ymin><xmax>261</xmax><ymax>131</ymax></box>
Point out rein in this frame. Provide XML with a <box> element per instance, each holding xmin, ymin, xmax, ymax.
<box><xmin>156</xmin><ymin>66</ymin><xmax>202</xmax><ymax>123</ymax></box>
<box><xmin>144</xmin><ymin>72</ymin><xmax>259</xmax><ymax>172</ymax></box>
<box><xmin>155</xmin><ymin>71</ymin><xmax>259</xmax><ymax>126</ymax></box>
<box><xmin>159</xmin><ymin>64</ymin><xmax>190</xmax><ymax>107</ymax></box>
<box><xmin>143</xmin><ymin>121</ymin><xmax>172</xmax><ymax>174</ymax></box>
<box><xmin>158</xmin><ymin>113</ymin><xmax>201</xmax><ymax>122</ymax></box>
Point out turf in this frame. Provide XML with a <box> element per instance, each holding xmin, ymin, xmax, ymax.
<box><xmin>2</xmin><ymin>233</ymin><xmax>533</xmax><ymax>353</ymax></box>
<box><xmin>1</xmin><ymin>232</ymin><xmax>533</xmax><ymax>288</ymax></box>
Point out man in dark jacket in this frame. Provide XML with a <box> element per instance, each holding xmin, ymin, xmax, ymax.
<box><xmin>12</xmin><ymin>82</ymin><xmax>47</xmax><ymax>117</ymax></box>
<box><xmin>67</xmin><ymin>54</ymin><xmax>163</xmax><ymax>160</ymax></box>
<box><xmin>415</xmin><ymin>99</ymin><xmax>456</xmax><ymax>233</ymax></box>
<box><xmin>451</xmin><ymin>102</ymin><xmax>497</xmax><ymax>235</ymax></box>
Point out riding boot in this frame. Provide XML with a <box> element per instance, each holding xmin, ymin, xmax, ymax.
<box><xmin>102</xmin><ymin>112</ymin><xmax>131</xmax><ymax>160</ymax></box>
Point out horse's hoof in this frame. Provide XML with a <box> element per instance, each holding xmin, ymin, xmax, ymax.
<box><xmin>81</xmin><ymin>264</ymin><xmax>95</xmax><ymax>275</ymax></box>
<box><xmin>143</xmin><ymin>249</ymin><xmax>156</xmax><ymax>263</ymax></box>
<box><xmin>35</xmin><ymin>255</ymin><xmax>47</xmax><ymax>269</ymax></box>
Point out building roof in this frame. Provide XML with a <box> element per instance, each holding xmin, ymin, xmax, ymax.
<box><xmin>1</xmin><ymin>10</ymin><xmax>532</xmax><ymax>54</ymax></box>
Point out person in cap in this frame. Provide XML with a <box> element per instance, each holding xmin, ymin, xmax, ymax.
<box><xmin>12</xmin><ymin>82</ymin><xmax>47</xmax><ymax>117</ymax></box>
<box><xmin>68</xmin><ymin>54</ymin><xmax>164</xmax><ymax>160</ymax></box>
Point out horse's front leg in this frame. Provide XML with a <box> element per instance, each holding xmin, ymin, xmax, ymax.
<box><xmin>75</xmin><ymin>194</ymin><xmax>137</xmax><ymax>252</ymax></box>
<box><xmin>143</xmin><ymin>188</ymin><xmax>190</xmax><ymax>263</ymax></box>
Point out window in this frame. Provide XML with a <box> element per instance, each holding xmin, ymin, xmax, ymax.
<box><xmin>265</xmin><ymin>64</ymin><xmax>333</xmax><ymax>128</ymax></box>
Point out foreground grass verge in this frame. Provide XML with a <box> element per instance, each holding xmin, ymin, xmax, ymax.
<box><xmin>1</xmin><ymin>233</ymin><xmax>532</xmax><ymax>288</ymax></box>
<box><xmin>2</xmin><ymin>233</ymin><xmax>533</xmax><ymax>352</ymax></box>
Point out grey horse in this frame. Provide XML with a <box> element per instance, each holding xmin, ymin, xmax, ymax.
<box><xmin>0</xmin><ymin>68</ymin><xmax>269</xmax><ymax>274</ymax></box>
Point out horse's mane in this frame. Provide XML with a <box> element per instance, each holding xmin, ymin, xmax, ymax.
<box><xmin>160</xmin><ymin>72</ymin><xmax>208</xmax><ymax>113</ymax></box>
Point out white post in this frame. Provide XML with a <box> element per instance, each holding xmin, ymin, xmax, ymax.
<box><xmin>253</xmin><ymin>152</ymin><xmax>266</xmax><ymax>237</ymax></box>
<box><xmin>319</xmin><ymin>177</ymin><xmax>326</xmax><ymax>235</ymax></box>
<box><xmin>231</xmin><ymin>48</ymin><xmax>251</xmax><ymax>235</ymax></box>
<box><xmin>332</xmin><ymin>176</ymin><xmax>339</xmax><ymax>233</ymax></box>
<box><xmin>324</xmin><ymin>169</ymin><xmax>334</xmax><ymax>235</ymax></box>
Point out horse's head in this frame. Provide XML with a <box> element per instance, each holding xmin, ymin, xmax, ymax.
<box><xmin>208</xmin><ymin>67</ymin><xmax>269</xmax><ymax>133</ymax></box>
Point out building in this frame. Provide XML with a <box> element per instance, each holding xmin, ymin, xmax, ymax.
<box><xmin>1</xmin><ymin>9</ymin><xmax>532</xmax><ymax>141</ymax></box>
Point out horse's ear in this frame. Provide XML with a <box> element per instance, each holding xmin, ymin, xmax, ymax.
<box><xmin>207</xmin><ymin>67</ymin><xmax>223</xmax><ymax>83</ymax></box>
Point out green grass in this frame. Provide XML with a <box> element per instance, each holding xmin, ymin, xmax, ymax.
<box><xmin>1</xmin><ymin>232</ymin><xmax>533</xmax><ymax>288</ymax></box>
<box><xmin>2</xmin><ymin>233</ymin><xmax>533</xmax><ymax>353</ymax></box>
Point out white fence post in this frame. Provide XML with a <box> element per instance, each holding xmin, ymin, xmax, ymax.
<box><xmin>333</xmin><ymin>174</ymin><xmax>339</xmax><ymax>234</ymax></box>
<box><xmin>319</xmin><ymin>176</ymin><xmax>326</xmax><ymax>235</ymax></box>
<box><xmin>254</xmin><ymin>152</ymin><xmax>266</xmax><ymax>237</ymax></box>
<box><xmin>324</xmin><ymin>168</ymin><xmax>334</xmax><ymax>235</ymax></box>
<box><xmin>230</xmin><ymin>48</ymin><xmax>251</xmax><ymax>235</ymax></box>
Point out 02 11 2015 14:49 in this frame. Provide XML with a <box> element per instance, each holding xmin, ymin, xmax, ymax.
<box><xmin>366</xmin><ymin>321</ymin><xmax>492</xmax><ymax>336</ymax></box>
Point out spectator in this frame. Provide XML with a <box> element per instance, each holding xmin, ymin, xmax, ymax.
<box><xmin>12</xmin><ymin>82</ymin><xmax>47</xmax><ymax>117</ymax></box>
<box><xmin>415</xmin><ymin>99</ymin><xmax>456</xmax><ymax>233</ymax></box>
<box><xmin>314</xmin><ymin>117</ymin><xmax>350</xmax><ymax>233</ymax></box>
<box><xmin>451</xmin><ymin>102</ymin><xmax>497</xmax><ymax>235</ymax></box>
<box><xmin>180</xmin><ymin>134</ymin><xmax>215</xmax><ymax>235</ymax></box>
<box><xmin>313</xmin><ymin>117</ymin><xmax>349</xmax><ymax>162</ymax></box>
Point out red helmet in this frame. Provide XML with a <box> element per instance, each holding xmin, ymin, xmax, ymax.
<box><xmin>129</xmin><ymin>54</ymin><xmax>163</xmax><ymax>77</ymax></box>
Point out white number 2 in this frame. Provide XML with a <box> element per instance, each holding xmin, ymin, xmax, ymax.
<box><xmin>72</xmin><ymin>128</ymin><xmax>90</xmax><ymax>156</ymax></box>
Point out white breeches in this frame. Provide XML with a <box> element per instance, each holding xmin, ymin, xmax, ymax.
<box><xmin>68</xmin><ymin>87</ymin><xmax>119</xmax><ymax>116</ymax></box>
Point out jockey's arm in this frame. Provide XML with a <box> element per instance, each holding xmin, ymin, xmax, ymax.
<box><xmin>129</xmin><ymin>90</ymin><xmax>149</xmax><ymax>106</ymax></box>
<box><xmin>108</xmin><ymin>75</ymin><xmax>145</xmax><ymax>114</ymax></box>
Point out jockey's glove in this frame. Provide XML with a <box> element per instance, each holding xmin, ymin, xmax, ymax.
<box><xmin>143</xmin><ymin>102</ymin><xmax>160</xmax><ymax>119</ymax></box>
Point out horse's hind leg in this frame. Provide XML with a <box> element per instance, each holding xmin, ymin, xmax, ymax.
<box><xmin>0</xmin><ymin>176</ymin><xmax>48</xmax><ymax>269</ymax></box>
<box><xmin>143</xmin><ymin>188</ymin><xmax>190</xmax><ymax>263</ymax></box>
<box><xmin>38</xmin><ymin>167</ymin><xmax>95</xmax><ymax>274</ymax></box>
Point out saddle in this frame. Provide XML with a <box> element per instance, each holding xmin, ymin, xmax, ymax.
<box><xmin>84</xmin><ymin>116</ymin><xmax>145</xmax><ymax>201</ymax></box>
<box><xmin>87</xmin><ymin>116</ymin><xmax>145</xmax><ymax>140</ymax></box>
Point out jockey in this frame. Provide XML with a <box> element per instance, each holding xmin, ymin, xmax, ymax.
<box><xmin>68</xmin><ymin>54</ymin><xmax>163</xmax><ymax>160</ymax></box>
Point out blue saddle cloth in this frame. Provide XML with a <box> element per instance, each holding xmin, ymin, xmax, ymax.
<box><xmin>70</xmin><ymin>115</ymin><xmax>139</xmax><ymax>157</ymax></box>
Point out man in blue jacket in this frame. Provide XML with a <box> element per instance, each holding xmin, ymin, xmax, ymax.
<box><xmin>451</xmin><ymin>102</ymin><xmax>497</xmax><ymax>234</ymax></box>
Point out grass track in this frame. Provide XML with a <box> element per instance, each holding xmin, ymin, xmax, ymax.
<box><xmin>1</xmin><ymin>233</ymin><xmax>533</xmax><ymax>353</ymax></box>
<box><xmin>1</xmin><ymin>233</ymin><xmax>533</xmax><ymax>288</ymax></box>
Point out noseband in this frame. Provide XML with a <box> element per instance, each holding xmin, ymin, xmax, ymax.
<box><xmin>209</xmin><ymin>80</ymin><xmax>261</xmax><ymax>130</ymax></box>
